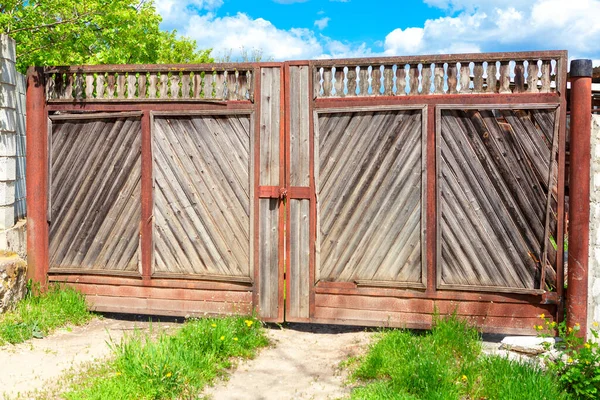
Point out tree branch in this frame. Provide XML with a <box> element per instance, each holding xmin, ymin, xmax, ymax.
<box><xmin>8</xmin><ymin>13</ymin><xmax>94</xmax><ymax>34</ymax></box>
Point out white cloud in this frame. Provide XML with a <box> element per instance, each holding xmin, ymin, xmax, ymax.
<box><xmin>316</xmin><ymin>37</ymin><xmax>373</xmax><ymax>59</ymax></box>
<box><xmin>154</xmin><ymin>0</ymin><xmax>223</xmax><ymax>29</ymax></box>
<box><xmin>184</xmin><ymin>13</ymin><xmax>323</xmax><ymax>60</ymax></box>
<box><xmin>314</xmin><ymin>17</ymin><xmax>330</xmax><ymax>30</ymax></box>
<box><xmin>385</xmin><ymin>0</ymin><xmax>600</xmax><ymax>59</ymax></box>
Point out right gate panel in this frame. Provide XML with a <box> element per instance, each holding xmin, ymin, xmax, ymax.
<box><xmin>437</xmin><ymin>107</ymin><xmax>560</xmax><ymax>293</ymax></box>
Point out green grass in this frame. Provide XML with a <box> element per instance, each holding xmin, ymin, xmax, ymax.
<box><xmin>349</xmin><ymin>315</ymin><xmax>569</xmax><ymax>400</ymax></box>
<box><xmin>61</xmin><ymin>316</ymin><xmax>268</xmax><ymax>400</ymax></box>
<box><xmin>0</xmin><ymin>283</ymin><xmax>93</xmax><ymax>345</ymax></box>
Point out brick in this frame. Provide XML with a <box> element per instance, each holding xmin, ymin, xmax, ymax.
<box><xmin>0</xmin><ymin>156</ymin><xmax>16</xmax><ymax>181</ymax></box>
<box><xmin>0</xmin><ymin>204</ymin><xmax>15</xmax><ymax>230</ymax></box>
<box><xmin>0</xmin><ymin>59</ymin><xmax>16</xmax><ymax>86</ymax></box>
<box><xmin>0</xmin><ymin>108</ymin><xmax>16</xmax><ymax>132</ymax></box>
<box><xmin>0</xmin><ymin>83</ymin><xmax>16</xmax><ymax>113</ymax></box>
<box><xmin>0</xmin><ymin>132</ymin><xmax>16</xmax><ymax>157</ymax></box>
<box><xmin>0</xmin><ymin>181</ymin><xmax>15</xmax><ymax>206</ymax></box>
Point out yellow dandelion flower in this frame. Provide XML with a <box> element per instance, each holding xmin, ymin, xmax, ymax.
<box><xmin>461</xmin><ymin>375</ymin><xmax>468</xmax><ymax>382</ymax></box>
<box><xmin>594</xmin><ymin>322</ymin><xmax>599</xmax><ymax>328</ymax></box>
<box><xmin>568</xmin><ymin>327</ymin><xmax>573</xmax><ymax>333</ymax></box>
<box><xmin>245</xmin><ymin>320</ymin><xmax>254</xmax><ymax>327</ymax></box>
<box><xmin>233</xmin><ymin>337</ymin><xmax>238</xmax><ymax>341</ymax></box>
<box><xmin>540</xmin><ymin>313</ymin><xmax>545</xmax><ymax>319</ymax></box>
<box><xmin>585</xmin><ymin>343</ymin><xmax>591</xmax><ymax>349</ymax></box>
<box><xmin>220</xmin><ymin>336</ymin><xmax>225</xmax><ymax>341</ymax></box>
<box><xmin>116</xmin><ymin>372</ymin><xmax>122</xmax><ymax>376</ymax></box>
<box><xmin>551</xmin><ymin>322</ymin><xmax>557</xmax><ymax>328</ymax></box>
<box><xmin>211</xmin><ymin>323</ymin><xmax>217</xmax><ymax>328</ymax></box>
<box><xmin>568</xmin><ymin>358</ymin><xmax>574</xmax><ymax>363</ymax></box>
<box><xmin>166</xmin><ymin>372</ymin><xmax>172</xmax><ymax>378</ymax></box>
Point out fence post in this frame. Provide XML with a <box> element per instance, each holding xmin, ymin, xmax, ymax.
<box><xmin>568</xmin><ymin>59</ymin><xmax>592</xmax><ymax>338</ymax></box>
<box><xmin>25</xmin><ymin>66</ymin><xmax>48</xmax><ymax>285</ymax></box>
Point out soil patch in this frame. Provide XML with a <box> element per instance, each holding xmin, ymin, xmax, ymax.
<box><xmin>203</xmin><ymin>323</ymin><xmax>373</xmax><ymax>400</ymax></box>
<box><xmin>0</xmin><ymin>316</ymin><xmax>176</xmax><ymax>399</ymax></box>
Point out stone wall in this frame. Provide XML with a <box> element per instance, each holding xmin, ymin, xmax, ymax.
<box><xmin>0</xmin><ymin>35</ymin><xmax>26</xmax><ymax>259</ymax></box>
<box><xmin>589</xmin><ymin>115</ymin><xmax>600</xmax><ymax>335</ymax></box>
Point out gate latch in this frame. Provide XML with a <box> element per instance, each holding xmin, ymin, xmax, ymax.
<box><xmin>279</xmin><ymin>187</ymin><xmax>287</xmax><ymax>201</ymax></box>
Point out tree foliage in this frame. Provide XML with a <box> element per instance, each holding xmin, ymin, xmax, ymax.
<box><xmin>0</xmin><ymin>0</ymin><xmax>213</xmax><ymax>72</ymax></box>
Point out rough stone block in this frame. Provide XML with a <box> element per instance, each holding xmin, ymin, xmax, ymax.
<box><xmin>500</xmin><ymin>336</ymin><xmax>557</xmax><ymax>355</ymax></box>
<box><xmin>0</xmin><ymin>35</ymin><xmax>16</xmax><ymax>63</ymax></box>
<box><xmin>0</xmin><ymin>219</ymin><xmax>27</xmax><ymax>259</ymax></box>
<box><xmin>0</xmin><ymin>253</ymin><xmax>27</xmax><ymax>314</ymax></box>
<box><xmin>0</xmin><ymin>156</ymin><xmax>16</xmax><ymax>181</ymax></box>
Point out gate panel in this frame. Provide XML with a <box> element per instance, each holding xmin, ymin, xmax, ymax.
<box><xmin>257</xmin><ymin>66</ymin><xmax>284</xmax><ymax>321</ymax></box>
<box><xmin>286</xmin><ymin>64</ymin><xmax>312</xmax><ymax>320</ymax></box>
<box><xmin>438</xmin><ymin>107</ymin><xmax>559</xmax><ymax>292</ymax></box>
<box><xmin>315</xmin><ymin>108</ymin><xmax>426</xmax><ymax>287</ymax></box>
<box><xmin>49</xmin><ymin>114</ymin><xmax>141</xmax><ymax>273</ymax></box>
<box><xmin>152</xmin><ymin>113</ymin><xmax>252</xmax><ymax>280</ymax></box>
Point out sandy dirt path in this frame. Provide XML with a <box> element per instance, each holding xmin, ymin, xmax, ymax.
<box><xmin>0</xmin><ymin>317</ymin><xmax>175</xmax><ymax>399</ymax></box>
<box><xmin>203</xmin><ymin>324</ymin><xmax>373</xmax><ymax>400</ymax></box>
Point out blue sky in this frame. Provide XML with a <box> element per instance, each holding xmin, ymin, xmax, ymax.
<box><xmin>154</xmin><ymin>0</ymin><xmax>600</xmax><ymax>62</ymax></box>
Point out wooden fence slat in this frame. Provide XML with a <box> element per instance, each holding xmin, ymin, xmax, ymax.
<box><xmin>358</xmin><ymin>67</ymin><xmax>369</xmax><ymax>96</ymax></box>
<box><xmin>347</xmin><ymin>67</ymin><xmax>357</xmax><ymax>96</ymax></box>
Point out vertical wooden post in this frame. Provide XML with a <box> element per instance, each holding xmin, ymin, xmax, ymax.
<box><xmin>567</xmin><ymin>59</ymin><xmax>592</xmax><ymax>338</ymax></box>
<box><xmin>140</xmin><ymin>112</ymin><xmax>153</xmax><ymax>284</ymax></box>
<box><xmin>26</xmin><ymin>67</ymin><xmax>48</xmax><ymax>285</ymax></box>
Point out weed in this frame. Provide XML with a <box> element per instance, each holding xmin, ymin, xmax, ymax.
<box><xmin>349</xmin><ymin>315</ymin><xmax>568</xmax><ymax>400</ymax></box>
<box><xmin>62</xmin><ymin>316</ymin><xmax>268</xmax><ymax>400</ymax></box>
<box><xmin>0</xmin><ymin>283</ymin><xmax>92</xmax><ymax>345</ymax></box>
<box><xmin>539</xmin><ymin>317</ymin><xmax>600</xmax><ymax>399</ymax></box>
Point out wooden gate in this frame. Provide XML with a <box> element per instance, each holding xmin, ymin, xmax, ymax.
<box><xmin>283</xmin><ymin>52</ymin><xmax>567</xmax><ymax>333</ymax></box>
<box><xmin>27</xmin><ymin>51</ymin><xmax>568</xmax><ymax>334</ymax></box>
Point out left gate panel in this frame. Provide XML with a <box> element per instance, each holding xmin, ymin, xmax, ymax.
<box><xmin>49</xmin><ymin>114</ymin><xmax>142</xmax><ymax>273</ymax></box>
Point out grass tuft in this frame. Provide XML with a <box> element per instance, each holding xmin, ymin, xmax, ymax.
<box><xmin>62</xmin><ymin>316</ymin><xmax>268</xmax><ymax>400</ymax></box>
<box><xmin>0</xmin><ymin>283</ymin><xmax>92</xmax><ymax>345</ymax></box>
<box><xmin>349</xmin><ymin>315</ymin><xmax>569</xmax><ymax>400</ymax></box>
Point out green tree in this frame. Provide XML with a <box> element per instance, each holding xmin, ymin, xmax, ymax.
<box><xmin>0</xmin><ymin>0</ymin><xmax>213</xmax><ymax>72</ymax></box>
